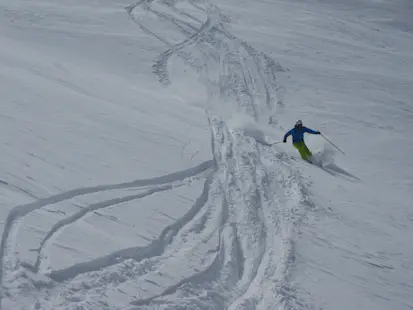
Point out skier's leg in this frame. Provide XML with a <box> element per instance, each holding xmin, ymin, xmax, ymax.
<box><xmin>303</xmin><ymin>143</ymin><xmax>313</xmax><ymax>159</ymax></box>
<box><xmin>293</xmin><ymin>142</ymin><xmax>309</xmax><ymax>160</ymax></box>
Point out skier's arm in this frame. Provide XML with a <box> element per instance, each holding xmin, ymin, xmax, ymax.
<box><xmin>303</xmin><ymin>127</ymin><xmax>321</xmax><ymax>135</ymax></box>
<box><xmin>283</xmin><ymin>129</ymin><xmax>293</xmax><ymax>142</ymax></box>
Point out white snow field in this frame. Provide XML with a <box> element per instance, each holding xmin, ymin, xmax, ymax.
<box><xmin>1</xmin><ymin>0</ymin><xmax>412</xmax><ymax>309</ymax></box>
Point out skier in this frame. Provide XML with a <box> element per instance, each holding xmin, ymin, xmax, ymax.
<box><xmin>283</xmin><ymin>120</ymin><xmax>321</xmax><ymax>161</ymax></box>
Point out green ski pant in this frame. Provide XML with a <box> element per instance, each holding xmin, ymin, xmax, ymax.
<box><xmin>293</xmin><ymin>141</ymin><xmax>312</xmax><ymax>160</ymax></box>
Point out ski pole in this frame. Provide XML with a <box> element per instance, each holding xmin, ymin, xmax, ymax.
<box><xmin>269</xmin><ymin>141</ymin><xmax>283</xmax><ymax>146</ymax></box>
<box><xmin>321</xmin><ymin>134</ymin><xmax>345</xmax><ymax>155</ymax></box>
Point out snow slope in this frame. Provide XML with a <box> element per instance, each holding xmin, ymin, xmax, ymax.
<box><xmin>0</xmin><ymin>0</ymin><xmax>412</xmax><ymax>309</ymax></box>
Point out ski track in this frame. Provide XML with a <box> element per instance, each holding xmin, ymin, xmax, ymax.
<box><xmin>0</xmin><ymin>0</ymin><xmax>314</xmax><ymax>309</ymax></box>
<box><xmin>0</xmin><ymin>161</ymin><xmax>213</xmax><ymax>308</ymax></box>
<box><xmin>24</xmin><ymin>180</ymin><xmax>191</xmax><ymax>276</ymax></box>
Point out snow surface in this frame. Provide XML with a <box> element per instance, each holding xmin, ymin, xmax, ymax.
<box><xmin>1</xmin><ymin>0</ymin><xmax>412</xmax><ymax>309</ymax></box>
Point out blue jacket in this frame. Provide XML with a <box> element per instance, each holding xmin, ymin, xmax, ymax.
<box><xmin>284</xmin><ymin>126</ymin><xmax>318</xmax><ymax>143</ymax></box>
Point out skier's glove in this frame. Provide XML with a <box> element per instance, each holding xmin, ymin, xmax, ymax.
<box><xmin>283</xmin><ymin>139</ymin><xmax>287</xmax><ymax>143</ymax></box>
<box><xmin>316</xmin><ymin>131</ymin><xmax>321</xmax><ymax>134</ymax></box>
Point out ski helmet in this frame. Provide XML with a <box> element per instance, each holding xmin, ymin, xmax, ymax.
<box><xmin>295</xmin><ymin>120</ymin><xmax>303</xmax><ymax>127</ymax></box>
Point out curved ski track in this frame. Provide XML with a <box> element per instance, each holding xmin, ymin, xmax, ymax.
<box><xmin>0</xmin><ymin>162</ymin><xmax>213</xmax><ymax>308</ymax></box>
<box><xmin>0</xmin><ymin>1</ymin><xmax>314</xmax><ymax>309</ymax></box>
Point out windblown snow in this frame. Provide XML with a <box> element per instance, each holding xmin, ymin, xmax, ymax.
<box><xmin>1</xmin><ymin>0</ymin><xmax>412</xmax><ymax>309</ymax></box>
